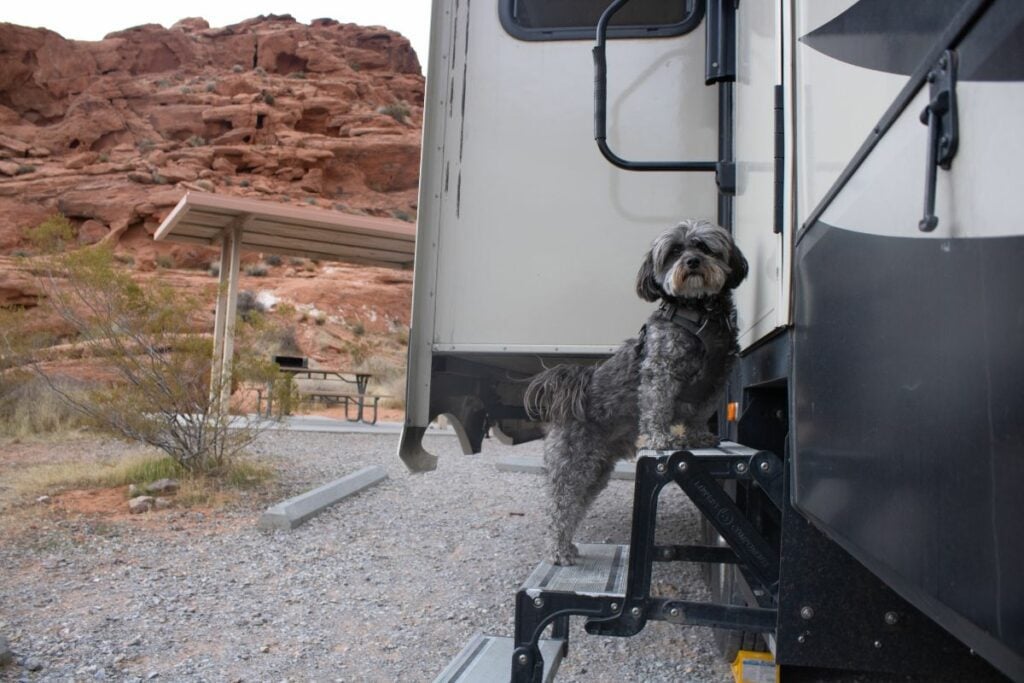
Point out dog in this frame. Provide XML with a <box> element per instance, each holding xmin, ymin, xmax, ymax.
<box><xmin>524</xmin><ymin>220</ymin><xmax>747</xmax><ymax>565</ymax></box>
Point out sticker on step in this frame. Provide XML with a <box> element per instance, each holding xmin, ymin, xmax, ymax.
<box><xmin>731</xmin><ymin>650</ymin><xmax>778</xmax><ymax>683</ymax></box>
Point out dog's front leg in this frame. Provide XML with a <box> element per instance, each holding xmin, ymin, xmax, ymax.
<box><xmin>637</xmin><ymin>367</ymin><xmax>684</xmax><ymax>450</ymax></box>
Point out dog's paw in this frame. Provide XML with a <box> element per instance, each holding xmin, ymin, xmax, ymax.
<box><xmin>682</xmin><ymin>431</ymin><xmax>720</xmax><ymax>449</ymax></box>
<box><xmin>552</xmin><ymin>543</ymin><xmax>579</xmax><ymax>566</ymax></box>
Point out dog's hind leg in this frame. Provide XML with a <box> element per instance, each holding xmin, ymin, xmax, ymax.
<box><xmin>544</xmin><ymin>426</ymin><xmax>617</xmax><ymax>566</ymax></box>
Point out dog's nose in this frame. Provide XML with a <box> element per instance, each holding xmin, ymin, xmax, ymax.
<box><xmin>686</xmin><ymin>256</ymin><xmax>702</xmax><ymax>269</ymax></box>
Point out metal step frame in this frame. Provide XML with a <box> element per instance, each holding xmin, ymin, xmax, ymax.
<box><xmin>511</xmin><ymin>444</ymin><xmax>782</xmax><ymax>683</ymax></box>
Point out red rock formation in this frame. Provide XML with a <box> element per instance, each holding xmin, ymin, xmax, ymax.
<box><xmin>0</xmin><ymin>14</ymin><xmax>423</xmax><ymax>265</ymax></box>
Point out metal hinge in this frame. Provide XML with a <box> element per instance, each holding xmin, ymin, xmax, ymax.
<box><xmin>918</xmin><ymin>49</ymin><xmax>959</xmax><ymax>232</ymax></box>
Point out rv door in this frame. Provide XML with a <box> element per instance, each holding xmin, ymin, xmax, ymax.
<box><xmin>402</xmin><ymin>0</ymin><xmax>727</xmax><ymax>468</ymax></box>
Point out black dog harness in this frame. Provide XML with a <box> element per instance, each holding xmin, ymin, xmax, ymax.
<box><xmin>636</xmin><ymin>301</ymin><xmax>726</xmax><ymax>355</ymax></box>
<box><xmin>634</xmin><ymin>301</ymin><xmax>734</xmax><ymax>401</ymax></box>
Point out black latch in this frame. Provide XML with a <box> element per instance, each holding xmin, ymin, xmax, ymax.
<box><xmin>918</xmin><ymin>49</ymin><xmax>959</xmax><ymax>232</ymax></box>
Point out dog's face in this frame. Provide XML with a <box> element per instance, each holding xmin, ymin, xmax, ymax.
<box><xmin>635</xmin><ymin>220</ymin><xmax>747</xmax><ymax>301</ymax></box>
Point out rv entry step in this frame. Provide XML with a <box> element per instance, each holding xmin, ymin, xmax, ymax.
<box><xmin>434</xmin><ymin>633</ymin><xmax>565</xmax><ymax>683</ymax></box>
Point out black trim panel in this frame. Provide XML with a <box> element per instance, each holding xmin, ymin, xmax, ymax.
<box><xmin>802</xmin><ymin>0</ymin><xmax>1024</xmax><ymax>81</ymax></box>
<box><xmin>793</xmin><ymin>222</ymin><xmax>1024</xmax><ymax>681</ymax></box>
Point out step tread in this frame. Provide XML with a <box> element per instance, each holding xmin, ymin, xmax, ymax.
<box><xmin>637</xmin><ymin>440</ymin><xmax>758</xmax><ymax>459</ymax></box>
<box><xmin>522</xmin><ymin>543</ymin><xmax>629</xmax><ymax>596</ymax></box>
<box><xmin>434</xmin><ymin>633</ymin><xmax>564</xmax><ymax>683</ymax></box>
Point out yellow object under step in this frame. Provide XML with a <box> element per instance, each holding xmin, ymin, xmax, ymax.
<box><xmin>731</xmin><ymin>650</ymin><xmax>779</xmax><ymax>683</ymax></box>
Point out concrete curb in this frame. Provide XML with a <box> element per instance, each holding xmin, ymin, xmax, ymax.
<box><xmin>258</xmin><ymin>465</ymin><xmax>388</xmax><ymax>530</ymax></box>
<box><xmin>494</xmin><ymin>455</ymin><xmax>636</xmax><ymax>481</ymax></box>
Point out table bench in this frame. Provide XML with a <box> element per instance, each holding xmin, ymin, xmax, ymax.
<box><xmin>301</xmin><ymin>390</ymin><xmax>391</xmax><ymax>425</ymax></box>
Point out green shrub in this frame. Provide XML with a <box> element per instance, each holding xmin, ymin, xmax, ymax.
<box><xmin>378</xmin><ymin>103</ymin><xmax>411</xmax><ymax>124</ymax></box>
<box><xmin>27</xmin><ymin>214</ymin><xmax>75</xmax><ymax>253</ymax></box>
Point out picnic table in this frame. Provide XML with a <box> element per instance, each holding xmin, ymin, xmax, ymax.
<box><xmin>261</xmin><ymin>367</ymin><xmax>383</xmax><ymax>424</ymax></box>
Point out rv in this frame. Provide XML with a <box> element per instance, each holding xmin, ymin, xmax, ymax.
<box><xmin>401</xmin><ymin>1</ymin><xmax>1023</xmax><ymax>680</ymax></box>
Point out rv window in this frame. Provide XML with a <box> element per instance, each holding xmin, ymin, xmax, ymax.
<box><xmin>500</xmin><ymin>0</ymin><xmax>704</xmax><ymax>41</ymax></box>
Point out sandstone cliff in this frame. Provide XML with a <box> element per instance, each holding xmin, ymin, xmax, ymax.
<box><xmin>0</xmin><ymin>15</ymin><xmax>421</xmax><ymax>386</ymax></box>
<box><xmin>0</xmin><ymin>14</ymin><xmax>422</xmax><ymax>260</ymax></box>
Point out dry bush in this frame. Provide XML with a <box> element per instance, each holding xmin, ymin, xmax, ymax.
<box><xmin>1</xmin><ymin>248</ymin><xmax>280</xmax><ymax>473</ymax></box>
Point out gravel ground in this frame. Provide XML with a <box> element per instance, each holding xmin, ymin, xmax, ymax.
<box><xmin>0</xmin><ymin>429</ymin><xmax>734</xmax><ymax>682</ymax></box>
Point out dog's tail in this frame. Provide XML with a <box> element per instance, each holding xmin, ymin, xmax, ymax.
<box><xmin>524</xmin><ymin>364</ymin><xmax>594</xmax><ymax>424</ymax></box>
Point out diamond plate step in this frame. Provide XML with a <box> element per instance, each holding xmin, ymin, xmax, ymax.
<box><xmin>521</xmin><ymin>544</ymin><xmax>629</xmax><ymax>597</ymax></box>
<box><xmin>434</xmin><ymin>633</ymin><xmax>564</xmax><ymax>683</ymax></box>
<box><xmin>637</xmin><ymin>440</ymin><xmax>758</xmax><ymax>459</ymax></box>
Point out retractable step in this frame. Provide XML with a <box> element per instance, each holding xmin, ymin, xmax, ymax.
<box><xmin>434</xmin><ymin>633</ymin><xmax>565</xmax><ymax>683</ymax></box>
<box><xmin>521</xmin><ymin>543</ymin><xmax>629</xmax><ymax>597</ymax></box>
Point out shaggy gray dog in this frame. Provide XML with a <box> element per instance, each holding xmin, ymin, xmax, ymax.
<box><xmin>524</xmin><ymin>220</ymin><xmax>747</xmax><ymax>565</ymax></box>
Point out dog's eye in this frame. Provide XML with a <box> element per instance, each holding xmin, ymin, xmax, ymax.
<box><xmin>666</xmin><ymin>245</ymin><xmax>684</xmax><ymax>260</ymax></box>
<box><xmin>694</xmin><ymin>242</ymin><xmax>714</xmax><ymax>256</ymax></box>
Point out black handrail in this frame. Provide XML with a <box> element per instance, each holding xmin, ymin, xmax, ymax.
<box><xmin>592</xmin><ymin>0</ymin><xmax>717</xmax><ymax>173</ymax></box>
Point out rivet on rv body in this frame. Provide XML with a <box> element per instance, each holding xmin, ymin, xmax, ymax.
<box><xmin>631</xmin><ymin>606</ymin><xmax>642</xmax><ymax>617</ymax></box>
<box><xmin>797</xmin><ymin>634</ymin><xmax>806</xmax><ymax>644</ymax></box>
<box><xmin>517</xmin><ymin>653</ymin><xmax>528</xmax><ymax>665</ymax></box>
<box><xmin>677</xmin><ymin>461</ymin><xmax>688</xmax><ymax>472</ymax></box>
<box><xmin>669</xmin><ymin>607</ymin><xmax>681</xmax><ymax>619</ymax></box>
<box><xmin>735</xmin><ymin>462</ymin><xmax>748</xmax><ymax>474</ymax></box>
<box><xmin>610</xmin><ymin>602</ymin><xmax>619</xmax><ymax>612</ymax></box>
<box><xmin>712</xmin><ymin>61</ymin><xmax>718</xmax><ymax>68</ymax></box>
<box><xmin>874</xmin><ymin>640</ymin><xmax>883</xmax><ymax>649</ymax></box>
<box><xmin>533</xmin><ymin>597</ymin><xmax>544</xmax><ymax>608</ymax></box>
<box><xmin>656</xmin><ymin>463</ymin><xmax>666</xmax><ymax>474</ymax></box>
<box><xmin>759</xmin><ymin>460</ymin><xmax>770</xmax><ymax>472</ymax></box>
<box><xmin>884</xmin><ymin>611</ymin><xmax>899</xmax><ymax>625</ymax></box>
<box><xmin>800</xmin><ymin>606</ymin><xmax>814</xmax><ymax>620</ymax></box>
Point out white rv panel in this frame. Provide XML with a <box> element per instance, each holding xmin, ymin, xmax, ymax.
<box><xmin>429</xmin><ymin>1</ymin><xmax>718</xmax><ymax>351</ymax></box>
<box><xmin>794</xmin><ymin>1</ymin><xmax>909</xmax><ymax>228</ymax></box>
<box><xmin>732</xmin><ymin>0</ymin><xmax>787</xmax><ymax>348</ymax></box>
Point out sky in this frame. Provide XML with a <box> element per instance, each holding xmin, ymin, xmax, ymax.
<box><xmin>2</xmin><ymin>1</ymin><xmax>433</xmax><ymax>70</ymax></box>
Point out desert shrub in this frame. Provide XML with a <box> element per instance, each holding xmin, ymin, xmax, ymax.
<box><xmin>208</xmin><ymin>262</ymin><xmax>220</xmax><ymax>277</ymax></box>
<box><xmin>98</xmin><ymin>153</ymin><xmax>110</xmax><ymax>163</ymax></box>
<box><xmin>236</xmin><ymin>290</ymin><xmax>265</xmax><ymax>322</ymax></box>
<box><xmin>262</xmin><ymin>92</ymin><xmax>275</xmax><ymax>105</ymax></box>
<box><xmin>287</xmin><ymin>71</ymin><xmax>306</xmax><ymax>79</ymax></box>
<box><xmin>305</xmin><ymin>197</ymin><xmax>317</xmax><ymax>205</ymax></box>
<box><xmin>244</xmin><ymin>264</ymin><xmax>268</xmax><ymax>277</ymax></box>
<box><xmin>0</xmin><ymin>372</ymin><xmax>87</xmax><ymax>438</ymax></box>
<box><xmin>350</xmin><ymin>321</ymin><xmax>365</xmax><ymax>337</ymax></box>
<box><xmin>253</xmin><ymin>66</ymin><xmax>267</xmax><ymax>76</ymax></box>
<box><xmin>1</xmin><ymin>248</ymin><xmax>278</xmax><ymax>472</ymax></box>
<box><xmin>205</xmin><ymin>81</ymin><xmax>217</xmax><ymax>93</ymax></box>
<box><xmin>180</xmin><ymin>86</ymin><xmax>193</xmax><ymax>95</ymax></box>
<box><xmin>138</xmin><ymin>139</ymin><xmax>156</xmax><ymax>153</ymax></box>
<box><xmin>27</xmin><ymin>214</ymin><xmax>75</xmax><ymax>254</ymax></box>
<box><xmin>238</xmin><ymin>179</ymin><xmax>251</xmax><ymax>188</ymax></box>
<box><xmin>152</xmin><ymin>173</ymin><xmax>169</xmax><ymax>185</ymax></box>
<box><xmin>232</xmin><ymin>64</ymin><xmax>245</xmax><ymax>73</ymax></box>
<box><xmin>155</xmin><ymin>254</ymin><xmax>174</xmax><ymax>269</ymax></box>
<box><xmin>378</xmin><ymin>103</ymin><xmax>411</xmax><ymax>124</ymax></box>
<box><xmin>263</xmin><ymin>254</ymin><xmax>283</xmax><ymax>267</ymax></box>
<box><xmin>186</xmin><ymin>135</ymin><xmax>206</xmax><ymax>147</ymax></box>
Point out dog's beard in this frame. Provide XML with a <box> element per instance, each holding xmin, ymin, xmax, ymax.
<box><xmin>665</xmin><ymin>260</ymin><xmax>728</xmax><ymax>298</ymax></box>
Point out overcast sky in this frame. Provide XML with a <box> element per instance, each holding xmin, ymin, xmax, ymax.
<box><xmin>2</xmin><ymin>1</ymin><xmax>433</xmax><ymax>70</ymax></box>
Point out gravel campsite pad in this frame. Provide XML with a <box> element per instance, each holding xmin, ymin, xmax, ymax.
<box><xmin>0</xmin><ymin>429</ymin><xmax>733</xmax><ymax>682</ymax></box>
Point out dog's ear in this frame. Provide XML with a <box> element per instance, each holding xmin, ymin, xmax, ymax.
<box><xmin>725</xmin><ymin>243</ymin><xmax>749</xmax><ymax>290</ymax></box>
<box><xmin>635</xmin><ymin>251</ymin><xmax>662</xmax><ymax>301</ymax></box>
